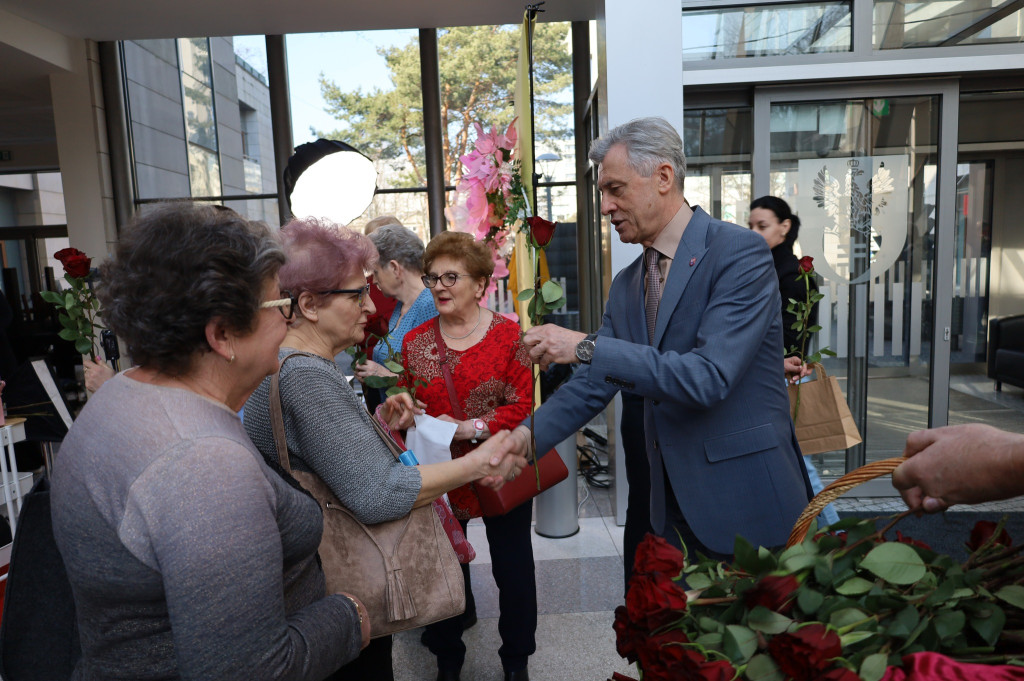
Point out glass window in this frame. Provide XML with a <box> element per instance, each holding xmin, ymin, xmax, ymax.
<box><xmin>874</xmin><ymin>1</ymin><xmax>1024</xmax><ymax>49</ymax></box>
<box><xmin>178</xmin><ymin>37</ymin><xmax>213</xmax><ymax>86</ymax></box>
<box><xmin>682</xmin><ymin>2</ymin><xmax>851</xmax><ymax>61</ymax></box>
<box><xmin>181</xmin><ymin>73</ymin><xmax>217</xmax><ymax>150</ymax></box>
<box><xmin>187</xmin><ymin>144</ymin><xmax>222</xmax><ymax>198</ymax></box>
<box><xmin>684</xmin><ymin>107</ymin><xmax>752</xmax><ymax>222</ymax></box>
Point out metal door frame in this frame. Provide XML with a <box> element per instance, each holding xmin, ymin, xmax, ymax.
<box><xmin>753</xmin><ymin>78</ymin><xmax>959</xmax><ymax>470</ymax></box>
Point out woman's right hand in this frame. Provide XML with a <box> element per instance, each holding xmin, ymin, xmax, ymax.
<box><xmin>83</xmin><ymin>356</ymin><xmax>116</xmax><ymax>392</ymax></box>
<box><xmin>464</xmin><ymin>431</ymin><xmax>527</xmax><ymax>490</ymax></box>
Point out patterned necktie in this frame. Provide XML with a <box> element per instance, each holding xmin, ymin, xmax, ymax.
<box><xmin>644</xmin><ymin>247</ymin><xmax>661</xmax><ymax>344</ymax></box>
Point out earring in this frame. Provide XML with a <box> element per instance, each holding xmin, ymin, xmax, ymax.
<box><xmin>229</xmin><ymin>354</ymin><xmax>236</xmax><ymax>364</ymax></box>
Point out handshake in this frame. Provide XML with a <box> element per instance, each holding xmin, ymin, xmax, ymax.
<box><xmin>465</xmin><ymin>428</ymin><xmax>533</xmax><ymax>490</ymax></box>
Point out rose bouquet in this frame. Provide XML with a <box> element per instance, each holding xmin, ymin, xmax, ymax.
<box><xmin>612</xmin><ymin>518</ymin><xmax>1024</xmax><ymax>681</ymax></box>
<box><xmin>40</xmin><ymin>247</ymin><xmax>102</xmax><ymax>360</ymax></box>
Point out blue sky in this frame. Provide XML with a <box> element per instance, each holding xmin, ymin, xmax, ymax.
<box><xmin>233</xmin><ymin>31</ymin><xmax>414</xmax><ymax>146</ymax></box>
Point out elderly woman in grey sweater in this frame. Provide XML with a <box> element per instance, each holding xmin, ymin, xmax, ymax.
<box><xmin>243</xmin><ymin>216</ymin><xmax>525</xmax><ymax>681</ymax></box>
<box><xmin>52</xmin><ymin>203</ymin><xmax>368</xmax><ymax>681</ymax></box>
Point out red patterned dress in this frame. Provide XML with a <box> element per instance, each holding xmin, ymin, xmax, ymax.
<box><xmin>401</xmin><ymin>312</ymin><xmax>533</xmax><ymax>518</ymax></box>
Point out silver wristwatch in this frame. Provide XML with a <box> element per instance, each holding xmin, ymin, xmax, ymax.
<box><xmin>575</xmin><ymin>333</ymin><xmax>598</xmax><ymax>364</ymax></box>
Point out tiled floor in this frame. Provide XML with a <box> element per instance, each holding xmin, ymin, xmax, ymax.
<box><xmin>392</xmin><ymin>374</ymin><xmax>1024</xmax><ymax>680</ymax></box>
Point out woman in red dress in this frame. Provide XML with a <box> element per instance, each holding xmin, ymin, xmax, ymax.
<box><xmin>398</xmin><ymin>230</ymin><xmax>534</xmax><ymax>681</ymax></box>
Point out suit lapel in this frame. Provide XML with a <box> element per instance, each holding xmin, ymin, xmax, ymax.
<box><xmin>653</xmin><ymin>207</ymin><xmax>711</xmax><ymax>347</ymax></box>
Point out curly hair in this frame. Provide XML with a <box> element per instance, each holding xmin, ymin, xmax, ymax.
<box><xmin>423</xmin><ymin>230</ymin><xmax>494</xmax><ymax>282</ymax></box>
<box><xmin>278</xmin><ymin>217</ymin><xmax>377</xmax><ymax>298</ymax></box>
<box><xmin>98</xmin><ymin>202</ymin><xmax>285</xmax><ymax>376</ymax></box>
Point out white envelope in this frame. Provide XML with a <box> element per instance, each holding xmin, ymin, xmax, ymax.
<box><xmin>404</xmin><ymin>413</ymin><xmax>458</xmax><ymax>466</ymax></box>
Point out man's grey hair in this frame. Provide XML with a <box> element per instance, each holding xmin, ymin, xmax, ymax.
<box><xmin>369</xmin><ymin>223</ymin><xmax>425</xmax><ymax>273</ymax></box>
<box><xmin>588</xmin><ymin>117</ymin><xmax>686</xmax><ymax>192</ymax></box>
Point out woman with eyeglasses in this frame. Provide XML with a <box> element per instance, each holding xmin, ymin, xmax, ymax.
<box><xmin>242</xmin><ymin>217</ymin><xmax>525</xmax><ymax>681</ymax></box>
<box><xmin>51</xmin><ymin>203</ymin><xmax>369</xmax><ymax>680</ymax></box>
<box><xmin>351</xmin><ymin>222</ymin><xmax>437</xmax><ymax>407</ymax></box>
<box><xmin>391</xmin><ymin>230</ymin><xmax>535</xmax><ymax>681</ymax></box>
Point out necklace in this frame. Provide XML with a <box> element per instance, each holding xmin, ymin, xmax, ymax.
<box><xmin>440</xmin><ymin>307</ymin><xmax>482</xmax><ymax>340</ymax></box>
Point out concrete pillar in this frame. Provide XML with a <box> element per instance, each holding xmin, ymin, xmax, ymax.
<box><xmin>596</xmin><ymin>0</ymin><xmax>684</xmax><ymax>526</ymax></box>
<box><xmin>50</xmin><ymin>39</ymin><xmax>117</xmax><ymax>260</ymax></box>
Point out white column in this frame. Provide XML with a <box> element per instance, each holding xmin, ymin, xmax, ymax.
<box><xmin>597</xmin><ymin>0</ymin><xmax>684</xmax><ymax>526</ymax></box>
<box><xmin>50</xmin><ymin>39</ymin><xmax>117</xmax><ymax>260</ymax></box>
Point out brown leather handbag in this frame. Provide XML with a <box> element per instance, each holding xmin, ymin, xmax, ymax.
<box><xmin>431</xmin><ymin>321</ymin><xmax>569</xmax><ymax>517</ymax></box>
<box><xmin>269</xmin><ymin>354</ymin><xmax>464</xmax><ymax>638</ymax></box>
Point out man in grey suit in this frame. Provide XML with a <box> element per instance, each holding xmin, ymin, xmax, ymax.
<box><xmin>514</xmin><ymin>117</ymin><xmax>810</xmax><ymax>559</ymax></box>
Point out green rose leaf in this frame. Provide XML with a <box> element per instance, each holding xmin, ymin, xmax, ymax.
<box><xmin>723</xmin><ymin>625</ymin><xmax>757</xmax><ymax>664</ymax></box>
<box><xmin>747</xmin><ymin>606</ymin><xmax>793</xmax><ymax>634</ymax></box>
<box><xmin>840</xmin><ymin>630</ymin><xmax>876</xmax><ymax>648</ymax></box>
<box><xmin>829</xmin><ymin>607</ymin><xmax>868</xmax><ymax>630</ymax></box>
<box><xmin>797</xmin><ymin>587</ymin><xmax>824</xmax><ymax>615</ymax></box>
<box><xmin>75</xmin><ymin>338</ymin><xmax>93</xmax><ymax>355</ymax></box>
<box><xmin>695</xmin><ymin>632</ymin><xmax>722</xmax><ymax>649</ymax></box>
<box><xmin>384</xmin><ymin>386</ymin><xmax>409</xmax><ymax>397</ymax></box>
<box><xmin>384</xmin><ymin>360</ymin><xmax>404</xmax><ymax>373</ymax></box>
<box><xmin>698</xmin><ymin>616</ymin><xmax>723</xmax><ymax>633</ymax></box>
<box><xmin>860</xmin><ymin>652</ymin><xmax>889</xmax><ymax>681</ymax></box>
<box><xmin>835</xmin><ymin>576</ymin><xmax>874</xmax><ymax>596</ymax></box>
<box><xmin>969</xmin><ymin>603</ymin><xmax>1006</xmax><ymax>647</ymax></box>
<box><xmin>364</xmin><ymin>375</ymin><xmax>398</xmax><ymax>389</ymax></box>
<box><xmin>859</xmin><ymin>542</ymin><xmax>927</xmax><ymax>585</ymax></box>
<box><xmin>540</xmin><ymin>279</ymin><xmax>563</xmax><ymax>304</ymax></box>
<box><xmin>996</xmin><ymin>585</ymin><xmax>1024</xmax><ymax>610</ymax></box>
<box><xmin>516</xmin><ymin>289</ymin><xmax>535</xmax><ymax>302</ymax></box>
<box><xmin>932</xmin><ymin>609</ymin><xmax>966</xmax><ymax>640</ymax></box>
<box><xmin>887</xmin><ymin>604</ymin><xmax>920</xmax><ymax>638</ymax></box>
<box><xmin>687</xmin><ymin>573</ymin><xmax>713</xmax><ymax>590</ymax></box>
<box><xmin>40</xmin><ymin>290</ymin><xmax>63</xmax><ymax>305</ymax></box>
<box><xmin>58</xmin><ymin>328</ymin><xmax>78</xmax><ymax>341</ymax></box>
<box><xmin>744</xmin><ymin>653</ymin><xmax>784</xmax><ymax>681</ymax></box>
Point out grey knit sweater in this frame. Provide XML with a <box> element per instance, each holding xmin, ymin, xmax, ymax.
<box><xmin>244</xmin><ymin>349</ymin><xmax>421</xmax><ymax>525</ymax></box>
<box><xmin>51</xmin><ymin>373</ymin><xmax>360</xmax><ymax>681</ymax></box>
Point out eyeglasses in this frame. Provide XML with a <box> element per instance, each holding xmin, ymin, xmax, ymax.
<box><xmin>421</xmin><ymin>272</ymin><xmax>472</xmax><ymax>289</ymax></box>
<box><xmin>319</xmin><ymin>283</ymin><xmax>371</xmax><ymax>306</ymax></box>
<box><xmin>260</xmin><ymin>292</ymin><xmax>297</xmax><ymax>320</ymax></box>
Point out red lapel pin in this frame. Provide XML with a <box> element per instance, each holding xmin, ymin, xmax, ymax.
<box><xmin>689</xmin><ymin>257</ymin><xmax>696</xmax><ymax>267</ymax></box>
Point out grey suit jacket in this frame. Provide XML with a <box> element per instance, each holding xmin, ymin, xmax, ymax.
<box><xmin>532</xmin><ymin>207</ymin><xmax>811</xmax><ymax>555</ymax></box>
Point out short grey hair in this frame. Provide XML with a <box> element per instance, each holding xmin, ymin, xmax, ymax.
<box><xmin>369</xmin><ymin>223</ymin><xmax>425</xmax><ymax>273</ymax></box>
<box><xmin>588</xmin><ymin>117</ymin><xmax>687</xmax><ymax>192</ymax></box>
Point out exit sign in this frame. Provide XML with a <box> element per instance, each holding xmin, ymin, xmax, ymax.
<box><xmin>0</xmin><ymin>151</ymin><xmax>10</xmax><ymax>161</ymax></box>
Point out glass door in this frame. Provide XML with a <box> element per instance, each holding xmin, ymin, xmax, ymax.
<box><xmin>754</xmin><ymin>82</ymin><xmax>959</xmax><ymax>483</ymax></box>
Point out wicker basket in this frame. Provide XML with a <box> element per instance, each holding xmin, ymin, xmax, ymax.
<box><xmin>786</xmin><ymin>457</ymin><xmax>907</xmax><ymax>548</ymax></box>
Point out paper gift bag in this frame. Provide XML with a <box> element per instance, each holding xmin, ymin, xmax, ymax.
<box><xmin>787</xmin><ymin>363</ymin><xmax>862</xmax><ymax>456</ymax></box>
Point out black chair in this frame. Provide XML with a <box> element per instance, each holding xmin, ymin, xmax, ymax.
<box><xmin>988</xmin><ymin>314</ymin><xmax>1024</xmax><ymax>391</ymax></box>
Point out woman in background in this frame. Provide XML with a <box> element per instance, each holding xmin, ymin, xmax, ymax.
<box><xmin>352</xmin><ymin>223</ymin><xmax>437</xmax><ymax>404</ymax></box>
<box><xmin>749</xmin><ymin>195</ymin><xmax>839</xmax><ymax>527</ymax></box>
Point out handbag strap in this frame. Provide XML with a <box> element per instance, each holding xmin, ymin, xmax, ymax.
<box><xmin>432</xmin><ymin>319</ymin><xmax>467</xmax><ymax>421</ymax></box>
<box><xmin>269</xmin><ymin>352</ymin><xmax>405</xmax><ymax>472</ymax></box>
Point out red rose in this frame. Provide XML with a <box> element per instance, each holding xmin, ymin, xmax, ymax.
<box><xmin>895</xmin><ymin>531</ymin><xmax>931</xmax><ymax>551</ymax></box>
<box><xmin>613</xmin><ymin>605</ymin><xmax>643</xmax><ymax>663</ymax></box>
<box><xmin>638</xmin><ymin>631</ymin><xmax>734</xmax><ymax>681</ymax></box>
<box><xmin>798</xmin><ymin>255</ymin><xmax>814</xmax><ymax>273</ymax></box>
<box><xmin>54</xmin><ymin>247</ymin><xmax>86</xmax><ymax>263</ymax></box>
<box><xmin>62</xmin><ymin>253</ymin><xmax>92</xmax><ymax>278</ymax></box>
<box><xmin>632</xmin><ymin>533</ymin><xmax>685</xmax><ymax>578</ymax></box>
<box><xmin>364</xmin><ymin>313</ymin><xmax>390</xmax><ymax>340</ymax></box>
<box><xmin>744</xmin><ymin>574</ymin><xmax>800</xmax><ymax>614</ymax></box>
<box><xmin>968</xmin><ymin>521</ymin><xmax>1012</xmax><ymax>552</ymax></box>
<box><xmin>767</xmin><ymin>624</ymin><xmax>842</xmax><ymax>681</ymax></box>
<box><xmin>819</xmin><ymin>667</ymin><xmax>861</xmax><ymax>681</ymax></box>
<box><xmin>609</xmin><ymin>674</ymin><xmax>639</xmax><ymax>681</ymax></box>
<box><xmin>527</xmin><ymin>215</ymin><xmax>557</xmax><ymax>248</ymax></box>
<box><xmin>625</xmin><ymin>572</ymin><xmax>687</xmax><ymax>630</ymax></box>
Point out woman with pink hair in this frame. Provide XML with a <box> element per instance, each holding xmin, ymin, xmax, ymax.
<box><xmin>243</xmin><ymin>217</ymin><xmax>525</xmax><ymax>681</ymax></box>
